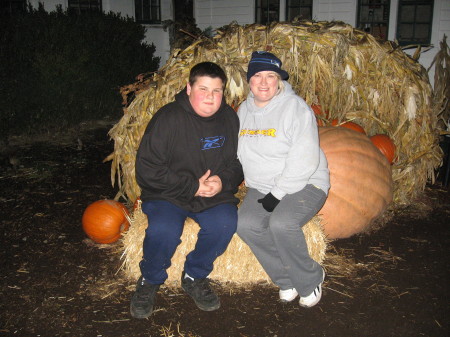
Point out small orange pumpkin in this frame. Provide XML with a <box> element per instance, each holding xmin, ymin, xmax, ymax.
<box><xmin>370</xmin><ymin>134</ymin><xmax>396</xmax><ymax>164</ymax></box>
<box><xmin>82</xmin><ymin>200</ymin><xmax>130</xmax><ymax>244</ymax></box>
<box><xmin>331</xmin><ymin>119</ymin><xmax>366</xmax><ymax>134</ymax></box>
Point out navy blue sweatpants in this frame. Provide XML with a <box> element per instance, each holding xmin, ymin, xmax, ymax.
<box><xmin>140</xmin><ymin>200</ymin><xmax>237</xmax><ymax>285</ymax></box>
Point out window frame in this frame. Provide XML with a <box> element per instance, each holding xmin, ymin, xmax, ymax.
<box><xmin>255</xmin><ymin>0</ymin><xmax>280</xmax><ymax>25</ymax></box>
<box><xmin>396</xmin><ymin>0</ymin><xmax>434</xmax><ymax>46</ymax></box>
<box><xmin>67</xmin><ymin>0</ymin><xmax>102</xmax><ymax>14</ymax></box>
<box><xmin>0</xmin><ymin>0</ymin><xmax>26</xmax><ymax>15</ymax></box>
<box><xmin>135</xmin><ymin>0</ymin><xmax>161</xmax><ymax>24</ymax></box>
<box><xmin>357</xmin><ymin>0</ymin><xmax>390</xmax><ymax>42</ymax></box>
<box><xmin>286</xmin><ymin>0</ymin><xmax>313</xmax><ymax>22</ymax></box>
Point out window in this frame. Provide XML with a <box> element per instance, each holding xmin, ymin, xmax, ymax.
<box><xmin>286</xmin><ymin>0</ymin><xmax>312</xmax><ymax>22</ymax></box>
<box><xmin>135</xmin><ymin>0</ymin><xmax>161</xmax><ymax>24</ymax></box>
<box><xmin>255</xmin><ymin>0</ymin><xmax>280</xmax><ymax>25</ymax></box>
<box><xmin>174</xmin><ymin>0</ymin><xmax>193</xmax><ymax>21</ymax></box>
<box><xmin>397</xmin><ymin>0</ymin><xmax>433</xmax><ymax>45</ymax></box>
<box><xmin>357</xmin><ymin>0</ymin><xmax>390</xmax><ymax>41</ymax></box>
<box><xmin>0</xmin><ymin>0</ymin><xmax>26</xmax><ymax>15</ymax></box>
<box><xmin>68</xmin><ymin>0</ymin><xmax>102</xmax><ymax>14</ymax></box>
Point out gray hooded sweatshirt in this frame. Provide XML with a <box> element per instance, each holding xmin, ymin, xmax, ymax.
<box><xmin>237</xmin><ymin>81</ymin><xmax>330</xmax><ymax>199</ymax></box>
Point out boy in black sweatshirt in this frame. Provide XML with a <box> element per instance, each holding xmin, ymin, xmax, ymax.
<box><xmin>130</xmin><ymin>62</ymin><xmax>243</xmax><ymax>318</ymax></box>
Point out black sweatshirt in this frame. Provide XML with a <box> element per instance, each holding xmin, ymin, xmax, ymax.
<box><xmin>135</xmin><ymin>88</ymin><xmax>243</xmax><ymax>212</ymax></box>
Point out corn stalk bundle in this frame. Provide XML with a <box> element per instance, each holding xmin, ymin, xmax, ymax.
<box><xmin>429</xmin><ymin>35</ymin><xmax>449</xmax><ymax>132</ymax></box>
<box><xmin>108</xmin><ymin>21</ymin><xmax>442</xmax><ymax>206</ymax></box>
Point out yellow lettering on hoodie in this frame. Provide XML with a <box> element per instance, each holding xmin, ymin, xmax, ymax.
<box><xmin>239</xmin><ymin>128</ymin><xmax>276</xmax><ymax>137</ymax></box>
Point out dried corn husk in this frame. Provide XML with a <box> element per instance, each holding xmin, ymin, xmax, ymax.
<box><xmin>108</xmin><ymin>21</ymin><xmax>443</xmax><ymax>206</ymax></box>
<box><xmin>429</xmin><ymin>35</ymin><xmax>450</xmax><ymax>132</ymax></box>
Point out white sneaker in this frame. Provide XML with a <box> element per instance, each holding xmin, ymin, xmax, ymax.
<box><xmin>299</xmin><ymin>269</ymin><xmax>325</xmax><ymax>308</ymax></box>
<box><xmin>279</xmin><ymin>288</ymin><xmax>298</xmax><ymax>302</ymax></box>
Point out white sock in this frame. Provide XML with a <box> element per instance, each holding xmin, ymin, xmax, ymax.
<box><xmin>184</xmin><ymin>272</ymin><xmax>194</xmax><ymax>281</ymax></box>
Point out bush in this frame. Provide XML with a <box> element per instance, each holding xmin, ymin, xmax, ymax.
<box><xmin>0</xmin><ymin>4</ymin><xmax>160</xmax><ymax>141</ymax></box>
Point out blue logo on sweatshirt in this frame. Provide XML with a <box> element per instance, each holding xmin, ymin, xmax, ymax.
<box><xmin>201</xmin><ymin>136</ymin><xmax>225</xmax><ymax>150</ymax></box>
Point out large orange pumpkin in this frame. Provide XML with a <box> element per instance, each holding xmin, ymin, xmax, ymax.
<box><xmin>370</xmin><ymin>134</ymin><xmax>396</xmax><ymax>164</ymax></box>
<box><xmin>82</xmin><ymin>200</ymin><xmax>130</xmax><ymax>244</ymax></box>
<box><xmin>318</xmin><ymin>127</ymin><xmax>393</xmax><ymax>239</ymax></box>
<box><xmin>331</xmin><ymin>119</ymin><xmax>366</xmax><ymax>134</ymax></box>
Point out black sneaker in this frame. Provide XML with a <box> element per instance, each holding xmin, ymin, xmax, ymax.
<box><xmin>181</xmin><ymin>271</ymin><xmax>220</xmax><ymax>311</ymax></box>
<box><xmin>130</xmin><ymin>276</ymin><xmax>160</xmax><ymax>319</ymax></box>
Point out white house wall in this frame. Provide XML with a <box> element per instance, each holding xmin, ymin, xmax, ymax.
<box><xmin>103</xmin><ymin>0</ymin><xmax>134</xmax><ymax>16</ymax></box>
<box><xmin>102</xmin><ymin>0</ymin><xmax>172</xmax><ymax>66</ymax></box>
<box><xmin>423</xmin><ymin>0</ymin><xmax>450</xmax><ymax>86</ymax></box>
<box><xmin>28</xmin><ymin>0</ymin><xmax>63</xmax><ymax>11</ymax></box>
<box><xmin>193</xmin><ymin>0</ymin><xmax>294</xmax><ymax>36</ymax></box>
<box><xmin>314</xmin><ymin>0</ymin><xmax>357</xmax><ymax>25</ymax></box>
<box><xmin>142</xmin><ymin>1</ymin><xmax>171</xmax><ymax>65</ymax></box>
<box><xmin>194</xmin><ymin>0</ymin><xmax>358</xmax><ymax>30</ymax></box>
<box><xmin>25</xmin><ymin>0</ymin><xmax>450</xmax><ymax>85</ymax></box>
<box><xmin>195</xmin><ymin>0</ymin><xmax>253</xmax><ymax>29</ymax></box>
<box><xmin>193</xmin><ymin>0</ymin><xmax>449</xmax><ymax>88</ymax></box>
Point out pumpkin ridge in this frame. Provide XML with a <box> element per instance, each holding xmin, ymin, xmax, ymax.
<box><xmin>331</xmin><ymin>161</ymin><xmax>391</xmax><ymax>183</ymax></box>
<box><xmin>325</xmin><ymin>189</ymin><xmax>382</xmax><ymax>219</ymax></box>
<box><xmin>329</xmin><ymin>154</ymin><xmax>390</xmax><ymax>175</ymax></box>
<box><xmin>330</xmin><ymin>172</ymin><xmax>393</xmax><ymax>204</ymax></box>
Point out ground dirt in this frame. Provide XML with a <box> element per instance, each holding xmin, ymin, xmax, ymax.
<box><xmin>0</xmin><ymin>122</ymin><xmax>448</xmax><ymax>337</ymax></box>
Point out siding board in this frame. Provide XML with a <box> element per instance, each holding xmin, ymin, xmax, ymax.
<box><xmin>315</xmin><ymin>0</ymin><xmax>357</xmax><ymax>26</ymax></box>
<box><xmin>195</xmin><ymin>0</ymin><xmax>253</xmax><ymax>29</ymax></box>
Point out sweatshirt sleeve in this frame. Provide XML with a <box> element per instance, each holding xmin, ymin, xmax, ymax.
<box><xmin>135</xmin><ymin>110</ymin><xmax>199</xmax><ymax>202</ymax></box>
<box><xmin>270</xmin><ymin>102</ymin><xmax>320</xmax><ymax>200</ymax></box>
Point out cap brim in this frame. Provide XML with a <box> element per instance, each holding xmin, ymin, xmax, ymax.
<box><xmin>247</xmin><ymin>64</ymin><xmax>290</xmax><ymax>81</ymax></box>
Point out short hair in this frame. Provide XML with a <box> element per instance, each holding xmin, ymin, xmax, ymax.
<box><xmin>189</xmin><ymin>62</ymin><xmax>227</xmax><ymax>88</ymax></box>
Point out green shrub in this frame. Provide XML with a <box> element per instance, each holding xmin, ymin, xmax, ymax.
<box><xmin>0</xmin><ymin>4</ymin><xmax>160</xmax><ymax>141</ymax></box>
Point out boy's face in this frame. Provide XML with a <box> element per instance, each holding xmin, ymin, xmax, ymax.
<box><xmin>187</xmin><ymin>76</ymin><xmax>224</xmax><ymax>117</ymax></box>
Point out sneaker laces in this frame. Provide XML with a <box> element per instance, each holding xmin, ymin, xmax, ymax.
<box><xmin>194</xmin><ymin>278</ymin><xmax>215</xmax><ymax>297</ymax></box>
<box><xmin>135</xmin><ymin>280</ymin><xmax>158</xmax><ymax>302</ymax></box>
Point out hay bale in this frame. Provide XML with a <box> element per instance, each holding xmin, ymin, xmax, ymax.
<box><xmin>120</xmin><ymin>204</ymin><xmax>326</xmax><ymax>284</ymax></box>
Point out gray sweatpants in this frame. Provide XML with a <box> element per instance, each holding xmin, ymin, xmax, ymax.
<box><xmin>237</xmin><ymin>185</ymin><xmax>327</xmax><ymax>296</ymax></box>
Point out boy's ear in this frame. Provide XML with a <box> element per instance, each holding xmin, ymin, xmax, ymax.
<box><xmin>186</xmin><ymin>82</ymin><xmax>192</xmax><ymax>95</ymax></box>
